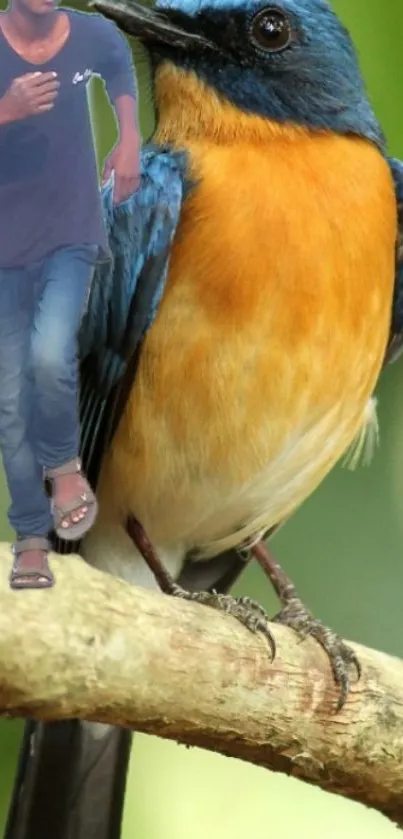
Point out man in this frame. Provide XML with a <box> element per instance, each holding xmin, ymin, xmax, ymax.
<box><xmin>0</xmin><ymin>0</ymin><xmax>140</xmax><ymax>588</ymax></box>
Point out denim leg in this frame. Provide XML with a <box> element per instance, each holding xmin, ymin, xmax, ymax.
<box><xmin>31</xmin><ymin>244</ymin><xmax>98</xmax><ymax>470</ymax></box>
<box><xmin>0</xmin><ymin>266</ymin><xmax>53</xmax><ymax>537</ymax></box>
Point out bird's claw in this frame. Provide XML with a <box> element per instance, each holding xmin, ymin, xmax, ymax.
<box><xmin>272</xmin><ymin>596</ymin><xmax>361</xmax><ymax>712</ymax></box>
<box><xmin>170</xmin><ymin>584</ymin><xmax>276</xmax><ymax>660</ymax></box>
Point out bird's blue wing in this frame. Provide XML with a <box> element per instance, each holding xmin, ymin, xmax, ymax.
<box><xmin>385</xmin><ymin>156</ymin><xmax>403</xmax><ymax>364</ymax></box>
<box><xmin>52</xmin><ymin>144</ymin><xmax>187</xmax><ymax>553</ymax></box>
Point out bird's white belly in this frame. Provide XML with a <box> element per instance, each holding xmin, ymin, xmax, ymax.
<box><xmin>150</xmin><ymin>397</ymin><xmax>377</xmax><ymax>558</ymax></box>
<box><xmin>83</xmin><ymin>398</ymin><xmax>376</xmax><ymax>586</ymax></box>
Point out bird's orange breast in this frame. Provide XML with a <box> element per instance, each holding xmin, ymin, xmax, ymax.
<box><xmin>101</xmin><ymin>114</ymin><xmax>397</xmax><ymax>554</ymax></box>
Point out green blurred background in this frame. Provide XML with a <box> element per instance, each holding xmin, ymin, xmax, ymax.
<box><xmin>1</xmin><ymin>0</ymin><xmax>403</xmax><ymax>836</ymax></box>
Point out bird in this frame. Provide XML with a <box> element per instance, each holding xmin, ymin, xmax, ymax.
<box><xmin>5</xmin><ymin>1</ymin><xmax>403</xmax><ymax>838</ymax></box>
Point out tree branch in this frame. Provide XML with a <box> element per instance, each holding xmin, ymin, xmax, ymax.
<box><xmin>0</xmin><ymin>543</ymin><xmax>402</xmax><ymax>828</ymax></box>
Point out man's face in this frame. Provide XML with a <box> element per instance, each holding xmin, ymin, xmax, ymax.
<box><xmin>13</xmin><ymin>0</ymin><xmax>60</xmax><ymax>15</ymax></box>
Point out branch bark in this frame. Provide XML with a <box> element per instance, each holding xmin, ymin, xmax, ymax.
<box><xmin>0</xmin><ymin>543</ymin><xmax>402</xmax><ymax>827</ymax></box>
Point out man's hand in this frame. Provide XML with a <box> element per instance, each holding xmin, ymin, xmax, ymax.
<box><xmin>0</xmin><ymin>72</ymin><xmax>60</xmax><ymax>123</ymax></box>
<box><xmin>102</xmin><ymin>135</ymin><xmax>140</xmax><ymax>204</ymax></box>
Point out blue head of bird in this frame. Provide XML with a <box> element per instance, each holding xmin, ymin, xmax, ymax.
<box><xmin>93</xmin><ymin>0</ymin><xmax>384</xmax><ymax>147</ymax></box>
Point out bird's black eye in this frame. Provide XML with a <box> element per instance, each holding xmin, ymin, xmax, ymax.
<box><xmin>249</xmin><ymin>8</ymin><xmax>292</xmax><ymax>53</ymax></box>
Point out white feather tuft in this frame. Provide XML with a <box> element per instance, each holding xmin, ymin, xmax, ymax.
<box><xmin>342</xmin><ymin>397</ymin><xmax>379</xmax><ymax>470</ymax></box>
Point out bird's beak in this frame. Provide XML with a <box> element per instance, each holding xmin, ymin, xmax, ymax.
<box><xmin>90</xmin><ymin>0</ymin><xmax>213</xmax><ymax>52</ymax></box>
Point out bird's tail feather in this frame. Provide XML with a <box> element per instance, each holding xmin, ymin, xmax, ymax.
<box><xmin>4</xmin><ymin>721</ymin><xmax>132</xmax><ymax>839</ymax></box>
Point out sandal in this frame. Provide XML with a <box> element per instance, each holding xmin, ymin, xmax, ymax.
<box><xmin>45</xmin><ymin>458</ymin><xmax>98</xmax><ymax>541</ymax></box>
<box><xmin>10</xmin><ymin>537</ymin><xmax>54</xmax><ymax>590</ymax></box>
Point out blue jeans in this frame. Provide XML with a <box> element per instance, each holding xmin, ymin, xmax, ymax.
<box><xmin>0</xmin><ymin>244</ymin><xmax>98</xmax><ymax>539</ymax></box>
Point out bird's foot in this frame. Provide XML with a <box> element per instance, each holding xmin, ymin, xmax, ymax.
<box><xmin>169</xmin><ymin>584</ymin><xmax>276</xmax><ymax>659</ymax></box>
<box><xmin>126</xmin><ymin>516</ymin><xmax>275</xmax><ymax>657</ymax></box>
<box><xmin>252</xmin><ymin>541</ymin><xmax>360</xmax><ymax>711</ymax></box>
<box><xmin>272</xmin><ymin>597</ymin><xmax>360</xmax><ymax>711</ymax></box>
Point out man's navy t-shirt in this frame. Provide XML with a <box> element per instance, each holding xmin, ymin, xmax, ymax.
<box><xmin>0</xmin><ymin>9</ymin><xmax>137</xmax><ymax>267</ymax></box>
